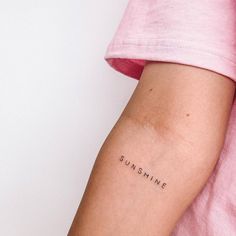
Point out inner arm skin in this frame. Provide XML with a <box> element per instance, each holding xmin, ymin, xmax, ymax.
<box><xmin>68</xmin><ymin>61</ymin><xmax>235</xmax><ymax>236</ymax></box>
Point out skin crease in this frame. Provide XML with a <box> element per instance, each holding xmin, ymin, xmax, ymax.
<box><xmin>68</xmin><ymin>61</ymin><xmax>236</xmax><ymax>236</ymax></box>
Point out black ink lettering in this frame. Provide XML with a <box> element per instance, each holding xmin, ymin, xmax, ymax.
<box><xmin>118</xmin><ymin>155</ymin><xmax>167</xmax><ymax>190</ymax></box>
<box><xmin>131</xmin><ymin>164</ymin><xmax>136</xmax><ymax>170</ymax></box>
<box><xmin>125</xmin><ymin>160</ymin><xmax>130</xmax><ymax>166</ymax></box>
<box><xmin>138</xmin><ymin>168</ymin><xmax>143</xmax><ymax>174</ymax></box>
<box><xmin>162</xmin><ymin>183</ymin><xmax>167</xmax><ymax>189</ymax></box>
<box><xmin>143</xmin><ymin>172</ymin><xmax>149</xmax><ymax>178</ymax></box>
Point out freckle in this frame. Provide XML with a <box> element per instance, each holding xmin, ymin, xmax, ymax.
<box><xmin>186</xmin><ymin>113</ymin><xmax>190</xmax><ymax>117</ymax></box>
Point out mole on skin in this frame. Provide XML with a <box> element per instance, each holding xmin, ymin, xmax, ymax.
<box><xmin>186</xmin><ymin>113</ymin><xmax>190</xmax><ymax>117</ymax></box>
<box><xmin>149</xmin><ymin>88</ymin><xmax>153</xmax><ymax>92</ymax></box>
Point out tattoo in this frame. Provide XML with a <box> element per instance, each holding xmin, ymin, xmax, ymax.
<box><xmin>119</xmin><ymin>155</ymin><xmax>167</xmax><ymax>190</ymax></box>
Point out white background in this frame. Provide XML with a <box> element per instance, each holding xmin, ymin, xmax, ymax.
<box><xmin>0</xmin><ymin>0</ymin><xmax>137</xmax><ymax>235</ymax></box>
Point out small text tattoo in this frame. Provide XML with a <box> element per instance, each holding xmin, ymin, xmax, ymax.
<box><xmin>119</xmin><ymin>155</ymin><xmax>167</xmax><ymax>190</ymax></box>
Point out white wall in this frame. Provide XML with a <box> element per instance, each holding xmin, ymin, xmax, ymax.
<box><xmin>0</xmin><ymin>1</ymin><xmax>137</xmax><ymax>235</ymax></box>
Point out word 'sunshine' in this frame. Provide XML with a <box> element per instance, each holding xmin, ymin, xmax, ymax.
<box><xmin>119</xmin><ymin>155</ymin><xmax>167</xmax><ymax>190</ymax></box>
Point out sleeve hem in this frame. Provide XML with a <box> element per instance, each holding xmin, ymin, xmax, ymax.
<box><xmin>104</xmin><ymin>40</ymin><xmax>236</xmax><ymax>83</ymax></box>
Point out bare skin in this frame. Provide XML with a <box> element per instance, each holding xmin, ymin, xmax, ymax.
<box><xmin>68</xmin><ymin>61</ymin><xmax>235</xmax><ymax>236</ymax></box>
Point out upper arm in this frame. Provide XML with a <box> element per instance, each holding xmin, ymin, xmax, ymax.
<box><xmin>116</xmin><ymin>61</ymin><xmax>236</xmax><ymax>233</ymax></box>
<box><xmin>68</xmin><ymin>62</ymin><xmax>235</xmax><ymax>236</ymax></box>
<box><xmin>121</xmin><ymin>61</ymin><xmax>235</xmax><ymax>154</ymax></box>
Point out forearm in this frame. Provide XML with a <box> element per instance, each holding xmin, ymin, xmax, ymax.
<box><xmin>68</xmin><ymin>117</ymin><xmax>224</xmax><ymax>236</ymax></box>
<box><xmin>68</xmin><ymin>62</ymin><xmax>235</xmax><ymax>236</ymax></box>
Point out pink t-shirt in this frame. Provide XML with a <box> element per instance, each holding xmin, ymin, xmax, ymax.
<box><xmin>104</xmin><ymin>1</ymin><xmax>236</xmax><ymax>235</ymax></box>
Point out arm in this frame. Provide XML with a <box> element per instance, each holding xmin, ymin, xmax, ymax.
<box><xmin>68</xmin><ymin>61</ymin><xmax>235</xmax><ymax>236</ymax></box>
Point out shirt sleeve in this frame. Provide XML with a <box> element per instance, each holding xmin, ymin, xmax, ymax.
<box><xmin>104</xmin><ymin>0</ymin><xmax>236</xmax><ymax>82</ymax></box>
